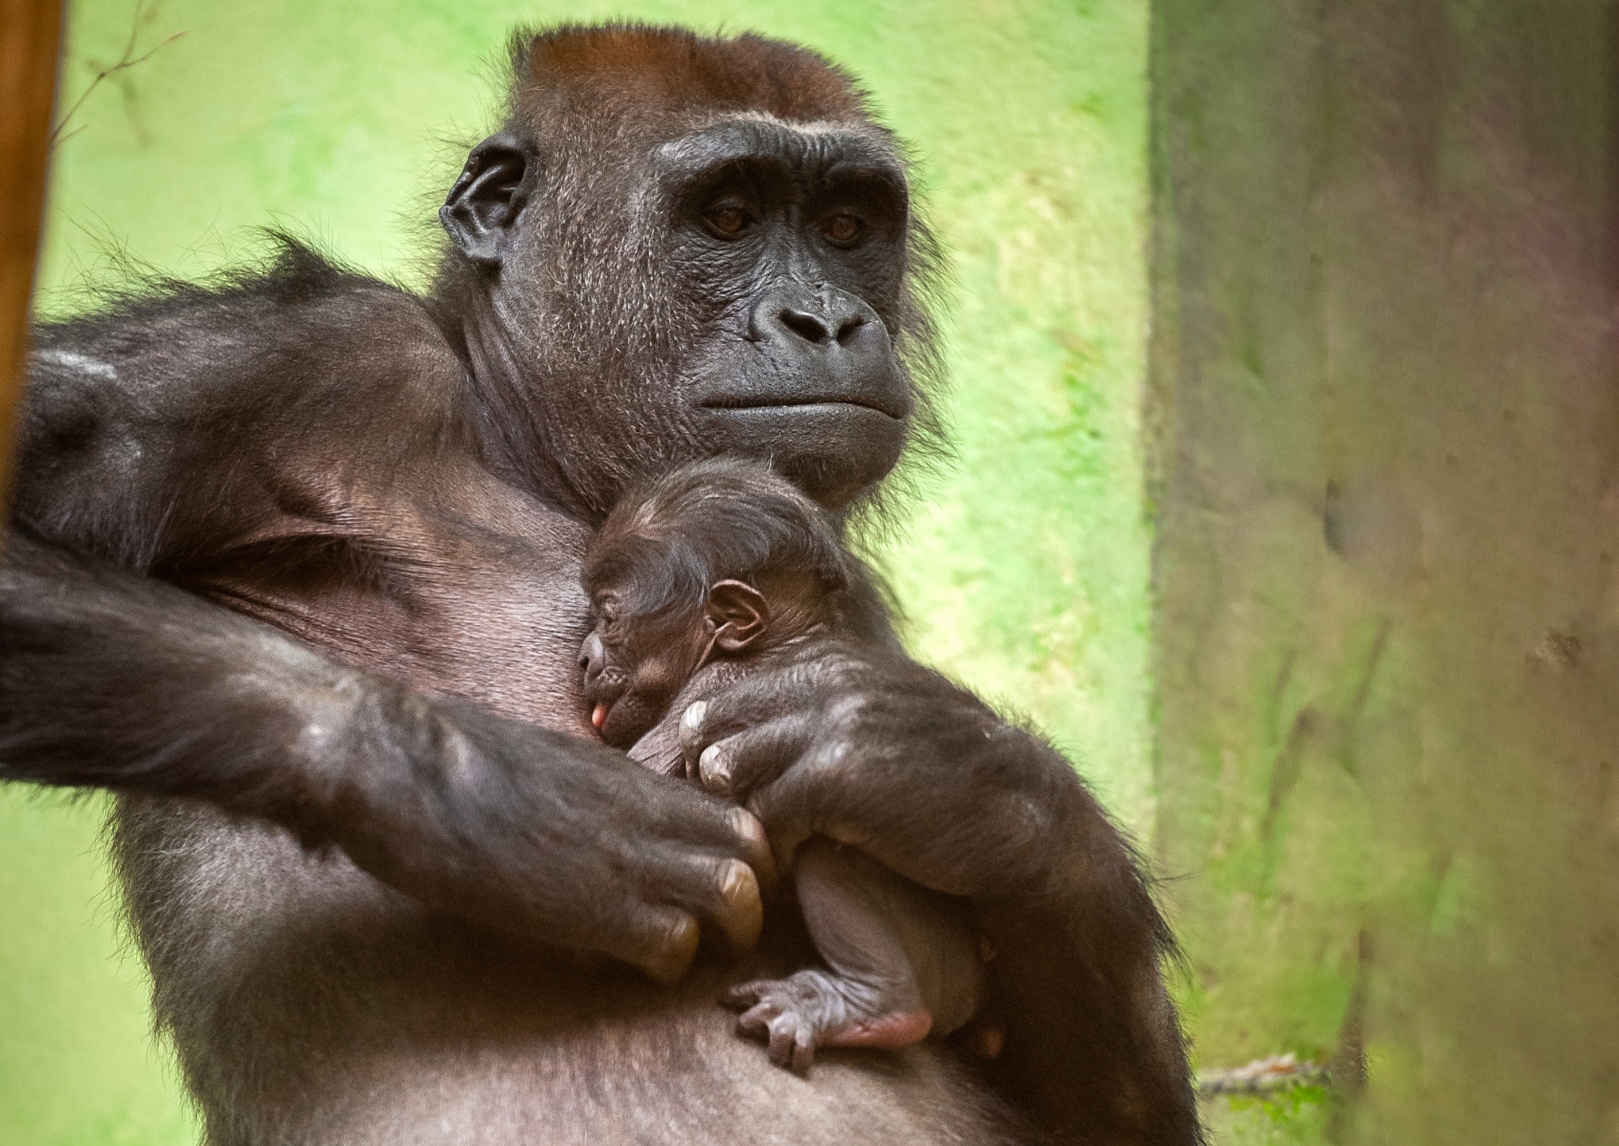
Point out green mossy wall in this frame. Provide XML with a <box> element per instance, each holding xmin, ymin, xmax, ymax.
<box><xmin>4</xmin><ymin>2</ymin><xmax>1153</xmax><ymax>1142</ymax></box>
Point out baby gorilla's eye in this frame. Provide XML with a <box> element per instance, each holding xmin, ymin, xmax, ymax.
<box><xmin>821</xmin><ymin>214</ymin><xmax>862</xmax><ymax>245</ymax></box>
<box><xmin>705</xmin><ymin>205</ymin><xmax>753</xmax><ymax>237</ymax></box>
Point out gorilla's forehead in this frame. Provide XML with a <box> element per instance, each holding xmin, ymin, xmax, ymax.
<box><xmin>650</xmin><ymin>114</ymin><xmax>906</xmax><ymax>188</ymax></box>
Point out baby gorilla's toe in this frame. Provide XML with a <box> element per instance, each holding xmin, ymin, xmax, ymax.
<box><xmin>728</xmin><ymin>986</ymin><xmax>817</xmax><ymax>1072</ymax></box>
<box><xmin>727</xmin><ymin>977</ymin><xmax>823</xmax><ymax>1073</ymax></box>
<box><xmin>766</xmin><ymin>1012</ymin><xmax>817</xmax><ymax>1074</ymax></box>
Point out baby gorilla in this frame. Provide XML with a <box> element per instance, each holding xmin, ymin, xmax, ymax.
<box><xmin>578</xmin><ymin>459</ymin><xmax>990</xmax><ymax>1073</ymax></box>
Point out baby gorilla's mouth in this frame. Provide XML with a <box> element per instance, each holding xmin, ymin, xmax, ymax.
<box><xmin>591</xmin><ymin>701</ymin><xmax>613</xmax><ymax>730</ymax></box>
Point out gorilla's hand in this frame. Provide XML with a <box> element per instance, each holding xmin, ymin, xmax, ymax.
<box><xmin>328</xmin><ymin>691</ymin><xmax>776</xmax><ymax>982</ymax></box>
<box><xmin>673</xmin><ymin>645</ymin><xmax>1100</xmax><ymax>907</ymax></box>
<box><xmin>675</xmin><ymin>643</ymin><xmax>1196</xmax><ymax>1144</ymax></box>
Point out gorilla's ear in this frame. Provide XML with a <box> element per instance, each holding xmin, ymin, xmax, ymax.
<box><xmin>440</xmin><ymin>133</ymin><xmax>536</xmax><ymax>266</ymax></box>
<box><xmin>707</xmin><ymin>581</ymin><xmax>771</xmax><ymax>653</ymax></box>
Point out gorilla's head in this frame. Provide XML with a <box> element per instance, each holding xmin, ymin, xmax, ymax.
<box><xmin>436</xmin><ymin>24</ymin><xmax>943</xmax><ymax>519</ymax></box>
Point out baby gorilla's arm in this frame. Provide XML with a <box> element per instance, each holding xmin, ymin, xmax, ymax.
<box><xmin>723</xmin><ymin>837</ymin><xmax>987</xmax><ymax>1073</ymax></box>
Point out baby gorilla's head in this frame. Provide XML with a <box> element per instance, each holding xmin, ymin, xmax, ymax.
<box><xmin>579</xmin><ymin>459</ymin><xmax>851</xmax><ymax>749</ymax></box>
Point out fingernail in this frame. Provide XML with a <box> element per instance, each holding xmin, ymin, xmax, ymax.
<box><xmin>700</xmin><ymin>743</ymin><xmax>731</xmax><ymax>791</ymax></box>
<box><xmin>728</xmin><ymin>805</ymin><xmax>765</xmax><ymax>842</ymax></box>
<box><xmin>719</xmin><ymin>858</ymin><xmax>748</xmax><ymax>900</ymax></box>
<box><xmin>642</xmin><ymin>916</ymin><xmax>700</xmax><ymax>984</ymax></box>
<box><xmin>716</xmin><ymin>860</ymin><xmax>763</xmax><ymax>949</ymax></box>
<box><xmin>727</xmin><ymin>807</ymin><xmax>776</xmax><ymax>889</ymax></box>
<box><xmin>680</xmin><ymin>701</ymin><xmax>708</xmax><ymax>750</ymax></box>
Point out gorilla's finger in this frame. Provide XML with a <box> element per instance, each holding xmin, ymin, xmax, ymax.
<box><xmin>744</xmin><ymin>761</ymin><xmax>887</xmax><ymax>879</ymax></box>
<box><xmin>653</xmin><ymin>852</ymin><xmax>764</xmax><ymax>951</ymax></box>
<box><xmin>691</xmin><ymin>718</ymin><xmax>810</xmax><ymax>801</ymax></box>
<box><xmin>678</xmin><ymin>661</ymin><xmax>848</xmax><ymax>760</ymax></box>
<box><xmin>638</xmin><ymin>777</ymin><xmax>777</xmax><ymax>890</ymax></box>
<box><xmin>602</xmin><ymin>905</ymin><xmax>701</xmax><ymax>984</ymax></box>
<box><xmin>678</xmin><ymin>700</ymin><xmax>710</xmax><ymax>760</ymax></box>
<box><xmin>725</xmin><ymin>805</ymin><xmax>778</xmax><ymax>890</ymax></box>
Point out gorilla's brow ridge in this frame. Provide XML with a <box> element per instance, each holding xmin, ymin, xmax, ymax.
<box><xmin>650</xmin><ymin>118</ymin><xmax>906</xmax><ymax>186</ymax></box>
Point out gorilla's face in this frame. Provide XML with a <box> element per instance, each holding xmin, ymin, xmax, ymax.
<box><xmin>442</xmin><ymin>111</ymin><xmax>929</xmax><ymax>517</ymax></box>
<box><xmin>653</xmin><ymin>119</ymin><xmax>916</xmax><ymax>511</ymax></box>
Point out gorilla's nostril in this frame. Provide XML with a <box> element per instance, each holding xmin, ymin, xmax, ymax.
<box><xmin>834</xmin><ymin>315</ymin><xmax>866</xmax><ymax>345</ymax></box>
<box><xmin>779</xmin><ymin>308</ymin><xmax>831</xmax><ymax>345</ymax></box>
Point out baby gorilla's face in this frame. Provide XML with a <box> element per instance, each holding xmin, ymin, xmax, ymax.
<box><xmin>578</xmin><ymin>594</ymin><xmax>712</xmax><ymax>750</ymax></box>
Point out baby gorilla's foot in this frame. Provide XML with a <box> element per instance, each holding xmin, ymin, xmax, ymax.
<box><xmin>722</xmin><ymin>970</ymin><xmax>932</xmax><ymax>1074</ymax></box>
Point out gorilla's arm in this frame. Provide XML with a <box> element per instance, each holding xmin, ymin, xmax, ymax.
<box><xmin>0</xmin><ymin>532</ymin><xmax>768</xmax><ymax>979</ymax></box>
<box><xmin>679</xmin><ymin>648</ymin><xmax>1201</xmax><ymax>1146</ymax></box>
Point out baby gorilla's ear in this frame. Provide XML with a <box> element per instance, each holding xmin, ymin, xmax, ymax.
<box><xmin>707</xmin><ymin>580</ymin><xmax>771</xmax><ymax>653</ymax></box>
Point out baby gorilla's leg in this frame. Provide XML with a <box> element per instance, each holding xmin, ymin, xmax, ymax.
<box><xmin>723</xmin><ymin>837</ymin><xmax>985</xmax><ymax>1073</ymax></box>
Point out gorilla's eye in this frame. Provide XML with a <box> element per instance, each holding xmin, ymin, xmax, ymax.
<box><xmin>704</xmin><ymin>205</ymin><xmax>753</xmax><ymax>238</ymax></box>
<box><xmin>821</xmin><ymin>214</ymin><xmax>863</xmax><ymax>245</ymax></box>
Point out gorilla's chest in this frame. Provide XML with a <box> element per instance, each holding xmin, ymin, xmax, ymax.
<box><xmin>201</xmin><ymin>468</ymin><xmax>597</xmax><ymax>736</ymax></box>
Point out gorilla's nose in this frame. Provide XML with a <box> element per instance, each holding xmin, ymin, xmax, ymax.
<box><xmin>775</xmin><ymin>304</ymin><xmax>865</xmax><ymax>347</ymax></box>
<box><xmin>750</xmin><ymin>287</ymin><xmax>882</xmax><ymax>353</ymax></box>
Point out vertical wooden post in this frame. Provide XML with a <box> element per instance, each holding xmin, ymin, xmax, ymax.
<box><xmin>0</xmin><ymin>0</ymin><xmax>62</xmax><ymax>501</ymax></box>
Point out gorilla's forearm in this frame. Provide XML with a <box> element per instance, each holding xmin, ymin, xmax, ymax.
<box><xmin>0</xmin><ymin>530</ymin><xmax>535</xmax><ymax>858</ymax></box>
<box><xmin>0</xmin><ymin>529</ymin><xmax>382</xmax><ymax>827</ymax></box>
<box><xmin>0</xmin><ymin>531</ymin><xmax>769</xmax><ymax>974</ymax></box>
<box><xmin>972</xmin><ymin>755</ymin><xmax>1200</xmax><ymax>1146</ymax></box>
<box><xmin>854</xmin><ymin>697</ymin><xmax>1202</xmax><ymax>1144</ymax></box>
<box><xmin>983</xmin><ymin>894</ymin><xmax>1199</xmax><ymax>1146</ymax></box>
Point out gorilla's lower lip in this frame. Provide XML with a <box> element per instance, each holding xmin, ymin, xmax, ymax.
<box><xmin>692</xmin><ymin>403</ymin><xmax>908</xmax><ymax>509</ymax></box>
<box><xmin>697</xmin><ymin>398</ymin><xmax>906</xmax><ymax>421</ymax></box>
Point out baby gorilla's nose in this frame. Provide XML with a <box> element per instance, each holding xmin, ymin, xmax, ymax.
<box><xmin>579</xmin><ymin>631</ymin><xmax>606</xmax><ymax>680</ymax></box>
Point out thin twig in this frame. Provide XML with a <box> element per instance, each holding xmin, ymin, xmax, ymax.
<box><xmin>50</xmin><ymin>0</ymin><xmax>186</xmax><ymax>147</ymax></box>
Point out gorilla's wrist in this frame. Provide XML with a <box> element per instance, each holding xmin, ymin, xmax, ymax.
<box><xmin>293</xmin><ymin>683</ymin><xmax>507</xmax><ymax>886</ymax></box>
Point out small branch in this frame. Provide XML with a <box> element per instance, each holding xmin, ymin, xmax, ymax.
<box><xmin>1197</xmin><ymin>1054</ymin><xmax>1330</xmax><ymax>1097</ymax></box>
<box><xmin>50</xmin><ymin>0</ymin><xmax>185</xmax><ymax>147</ymax></box>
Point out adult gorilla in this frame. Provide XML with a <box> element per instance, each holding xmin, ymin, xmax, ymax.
<box><xmin>0</xmin><ymin>24</ymin><xmax>1197</xmax><ymax>1146</ymax></box>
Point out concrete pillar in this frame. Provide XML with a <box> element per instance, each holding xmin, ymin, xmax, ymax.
<box><xmin>1150</xmin><ymin>3</ymin><xmax>1619</xmax><ymax>1141</ymax></box>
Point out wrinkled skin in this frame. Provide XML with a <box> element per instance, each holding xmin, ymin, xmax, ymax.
<box><xmin>0</xmin><ymin>25</ymin><xmax>1199</xmax><ymax>1146</ymax></box>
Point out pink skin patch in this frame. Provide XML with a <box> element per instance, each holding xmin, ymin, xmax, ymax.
<box><xmin>967</xmin><ymin>1025</ymin><xmax>1006</xmax><ymax>1060</ymax></box>
<box><xmin>591</xmin><ymin>702</ymin><xmax>610</xmax><ymax>730</ymax></box>
<box><xmin>823</xmin><ymin>1009</ymin><xmax>933</xmax><ymax>1049</ymax></box>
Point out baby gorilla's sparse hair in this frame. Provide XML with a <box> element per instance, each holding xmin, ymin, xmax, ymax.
<box><xmin>585</xmin><ymin>458</ymin><xmax>851</xmax><ymax>631</ymax></box>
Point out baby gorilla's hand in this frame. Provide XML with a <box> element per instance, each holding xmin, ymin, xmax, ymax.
<box><xmin>723</xmin><ymin>969</ymin><xmax>932</xmax><ymax>1074</ymax></box>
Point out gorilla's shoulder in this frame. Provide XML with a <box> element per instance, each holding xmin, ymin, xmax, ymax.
<box><xmin>30</xmin><ymin>237</ymin><xmax>464</xmax><ymax>421</ymax></box>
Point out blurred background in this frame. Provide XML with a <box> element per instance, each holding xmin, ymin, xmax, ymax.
<box><xmin>5</xmin><ymin>1</ymin><xmax>1617</xmax><ymax>1144</ymax></box>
